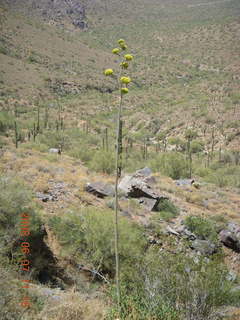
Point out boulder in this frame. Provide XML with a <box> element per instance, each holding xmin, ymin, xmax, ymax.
<box><xmin>174</xmin><ymin>225</ymin><xmax>197</xmax><ymax>240</ymax></box>
<box><xmin>49</xmin><ymin>148</ymin><xmax>61</xmax><ymax>154</ymax></box>
<box><xmin>36</xmin><ymin>192</ymin><xmax>55</xmax><ymax>202</ymax></box>
<box><xmin>118</xmin><ymin>175</ymin><xmax>162</xmax><ymax>199</ymax></box>
<box><xmin>138</xmin><ymin>197</ymin><xmax>159</xmax><ymax>211</ymax></box>
<box><xmin>118</xmin><ymin>174</ymin><xmax>167</xmax><ymax>211</ymax></box>
<box><xmin>190</xmin><ymin>239</ymin><xmax>217</xmax><ymax>255</ymax></box>
<box><xmin>135</xmin><ymin>167</ymin><xmax>152</xmax><ymax>177</ymax></box>
<box><xmin>85</xmin><ymin>182</ymin><xmax>115</xmax><ymax>198</ymax></box>
<box><xmin>219</xmin><ymin>224</ymin><xmax>240</xmax><ymax>253</ymax></box>
<box><xmin>175</xmin><ymin>179</ymin><xmax>195</xmax><ymax>187</ymax></box>
<box><xmin>166</xmin><ymin>225</ymin><xmax>180</xmax><ymax>237</ymax></box>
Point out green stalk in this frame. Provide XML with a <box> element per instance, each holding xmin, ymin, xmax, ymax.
<box><xmin>114</xmin><ymin>62</ymin><xmax>124</xmax><ymax>315</ymax></box>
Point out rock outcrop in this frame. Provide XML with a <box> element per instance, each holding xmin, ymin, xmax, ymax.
<box><xmin>118</xmin><ymin>168</ymin><xmax>167</xmax><ymax>211</ymax></box>
<box><xmin>85</xmin><ymin>182</ymin><xmax>115</xmax><ymax>198</ymax></box>
<box><xmin>219</xmin><ymin>223</ymin><xmax>240</xmax><ymax>253</ymax></box>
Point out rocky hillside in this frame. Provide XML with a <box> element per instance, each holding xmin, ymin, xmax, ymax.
<box><xmin>1</xmin><ymin>0</ymin><xmax>88</xmax><ymax>28</ymax></box>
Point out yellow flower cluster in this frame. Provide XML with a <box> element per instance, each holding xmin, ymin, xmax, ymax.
<box><xmin>121</xmin><ymin>88</ymin><xmax>129</xmax><ymax>94</ymax></box>
<box><xmin>104</xmin><ymin>68</ymin><xmax>114</xmax><ymax>76</ymax></box>
<box><xmin>124</xmin><ymin>54</ymin><xmax>133</xmax><ymax>61</ymax></box>
<box><xmin>120</xmin><ymin>62</ymin><xmax>129</xmax><ymax>69</ymax></box>
<box><xmin>104</xmin><ymin>39</ymin><xmax>134</xmax><ymax>95</ymax></box>
<box><xmin>112</xmin><ymin>48</ymin><xmax>120</xmax><ymax>55</ymax></box>
<box><xmin>120</xmin><ymin>76</ymin><xmax>131</xmax><ymax>84</ymax></box>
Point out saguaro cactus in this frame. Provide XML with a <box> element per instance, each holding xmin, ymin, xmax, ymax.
<box><xmin>104</xmin><ymin>39</ymin><xmax>134</xmax><ymax>314</ymax></box>
<box><xmin>14</xmin><ymin>121</ymin><xmax>18</xmax><ymax>148</ymax></box>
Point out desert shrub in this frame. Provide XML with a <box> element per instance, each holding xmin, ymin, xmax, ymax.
<box><xmin>152</xmin><ymin>198</ymin><xmax>180</xmax><ymax>222</ymax></box>
<box><xmin>108</xmin><ymin>249</ymin><xmax>234</xmax><ymax>320</ymax></box>
<box><xmin>184</xmin><ymin>215</ymin><xmax>218</xmax><ymax>242</ymax></box>
<box><xmin>226</xmin><ymin>120</ymin><xmax>240</xmax><ymax>129</ymax></box>
<box><xmin>89</xmin><ymin>150</ymin><xmax>115</xmax><ymax>174</ymax></box>
<box><xmin>48</xmin><ymin>207</ymin><xmax>146</xmax><ymax>275</ymax></box>
<box><xmin>209</xmin><ymin>214</ymin><xmax>227</xmax><ymax>233</ymax></box>
<box><xmin>149</xmin><ymin>152</ymin><xmax>188</xmax><ymax>179</ymax></box>
<box><xmin>0</xmin><ymin>136</ymin><xmax>7</xmax><ymax>148</ymax></box>
<box><xmin>0</xmin><ymin>45</ymin><xmax>8</xmax><ymax>55</ymax></box>
<box><xmin>149</xmin><ymin>199</ymin><xmax>179</xmax><ymax>228</ymax></box>
<box><xmin>190</xmin><ymin>140</ymin><xmax>205</xmax><ymax>153</ymax></box>
<box><xmin>0</xmin><ymin>265</ymin><xmax>45</xmax><ymax>320</ymax></box>
<box><xmin>157</xmin><ymin>199</ymin><xmax>179</xmax><ymax>215</ymax></box>
<box><xmin>195</xmin><ymin>167</ymin><xmax>212</xmax><ymax>177</ymax></box>
<box><xmin>0</xmin><ymin>177</ymin><xmax>43</xmax><ymax>318</ymax></box>
<box><xmin>168</xmin><ymin>137</ymin><xmax>185</xmax><ymax>151</ymax></box>
<box><xmin>20</xmin><ymin>141</ymin><xmax>49</xmax><ymax>152</ymax></box>
<box><xmin>0</xmin><ymin>266</ymin><xmax>22</xmax><ymax>320</ymax></box>
<box><xmin>39</xmin><ymin>131</ymin><xmax>71</xmax><ymax>150</ymax></box>
<box><xmin>207</xmin><ymin>172</ymin><xmax>228</xmax><ymax>188</ymax></box>
<box><xmin>204</xmin><ymin>166</ymin><xmax>240</xmax><ymax>188</ymax></box>
<box><xmin>185</xmin><ymin>129</ymin><xmax>198</xmax><ymax>140</ymax></box>
<box><xmin>0</xmin><ymin>111</ymin><xmax>14</xmax><ymax>134</ymax></box>
<box><xmin>0</xmin><ymin>175</ymin><xmax>42</xmax><ymax>258</ymax></box>
<box><xmin>68</xmin><ymin>145</ymin><xmax>94</xmax><ymax>163</ymax></box>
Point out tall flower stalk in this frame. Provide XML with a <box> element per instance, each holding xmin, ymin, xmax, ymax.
<box><xmin>104</xmin><ymin>39</ymin><xmax>134</xmax><ymax>315</ymax></box>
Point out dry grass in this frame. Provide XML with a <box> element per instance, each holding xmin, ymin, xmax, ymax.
<box><xmin>38</xmin><ymin>292</ymin><xmax>106</xmax><ymax>320</ymax></box>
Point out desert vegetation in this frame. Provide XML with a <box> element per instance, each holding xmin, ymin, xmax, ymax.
<box><xmin>0</xmin><ymin>0</ymin><xmax>240</xmax><ymax>319</ymax></box>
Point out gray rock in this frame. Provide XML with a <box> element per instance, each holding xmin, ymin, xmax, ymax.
<box><xmin>36</xmin><ymin>192</ymin><xmax>54</xmax><ymax>202</ymax></box>
<box><xmin>118</xmin><ymin>175</ymin><xmax>164</xmax><ymax>200</ymax></box>
<box><xmin>85</xmin><ymin>182</ymin><xmax>115</xmax><ymax>198</ymax></box>
<box><xmin>176</xmin><ymin>226</ymin><xmax>197</xmax><ymax>240</ymax></box>
<box><xmin>190</xmin><ymin>239</ymin><xmax>217</xmax><ymax>255</ymax></box>
<box><xmin>137</xmin><ymin>197</ymin><xmax>159</xmax><ymax>211</ymax></box>
<box><xmin>227</xmin><ymin>271</ymin><xmax>237</xmax><ymax>282</ymax></box>
<box><xmin>175</xmin><ymin>179</ymin><xmax>195</xmax><ymax>186</ymax></box>
<box><xmin>166</xmin><ymin>225</ymin><xmax>180</xmax><ymax>236</ymax></box>
<box><xmin>49</xmin><ymin>148</ymin><xmax>61</xmax><ymax>154</ymax></box>
<box><xmin>118</xmin><ymin>174</ymin><xmax>167</xmax><ymax>211</ymax></box>
<box><xmin>219</xmin><ymin>228</ymin><xmax>240</xmax><ymax>253</ymax></box>
<box><xmin>135</xmin><ymin>167</ymin><xmax>152</xmax><ymax>177</ymax></box>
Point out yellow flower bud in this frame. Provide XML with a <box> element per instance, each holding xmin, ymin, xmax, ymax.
<box><xmin>121</xmin><ymin>88</ymin><xmax>129</xmax><ymax>94</ymax></box>
<box><xmin>112</xmin><ymin>48</ymin><xmax>120</xmax><ymax>55</ymax></box>
<box><xmin>120</xmin><ymin>76</ymin><xmax>131</xmax><ymax>84</ymax></box>
<box><xmin>104</xmin><ymin>68</ymin><xmax>114</xmax><ymax>76</ymax></box>
<box><xmin>120</xmin><ymin>43</ymin><xmax>127</xmax><ymax>50</ymax></box>
<box><xmin>125</xmin><ymin>54</ymin><xmax>133</xmax><ymax>61</ymax></box>
<box><xmin>118</xmin><ymin>39</ymin><xmax>125</xmax><ymax>45</ymax></box>
<box><xmin>120</xmin><ymin>62</ymin><xmax>129</xmax><ymax>69</ymax></box>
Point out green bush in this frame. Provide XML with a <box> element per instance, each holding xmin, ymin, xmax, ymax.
<box><xmin>190</xmin><ymin>140</ymin><xmax>205</xmax><ymax>153</ymax></box>
<box><xmin>0</xmin><ymin>176</ymin><xmax>42</xmax><ymax>258</ymax></box>
<box><xmin>48</xmin><ymin>207</ymin><xmax>146</xmax><ymax>274</ymax></box>
<box><xmin>89</xmin><ymin>150</ymin><xmax>115</xmax><ymax>174</ymax></box>
<box><xmin>39</xmin><ymin>131</ymin><xmax>71</xmax><ymax>150</ymax></box>
<box><xmin>108</xmin><ymin>249</ymin><xmax>234</xmax><ymax>320</ymax></box>
<box><xmin>0</xmin><ymin>45</ymin><xmax>8</xmax><ymax>55</ymax></box>
<box><xmin>0</xmin><ymin>111</ymin><xmax>14</xmax><ymax>134</ymax></box>
<box><xmin>195</xmin><ymin>166</ymin><xmax>212</xmax><ymax>177</ymax></box>
<box><xmin>149</xmin><ymin>152</ymin><xmax>188</xmax><ymax>179</ymax></box>
<box><xmin>0</xmin><ymin>136</ymin><xmax>7</xmax><ymax>148</ymax></box>
<box><xmin>68</xmin><ymin>145</ymin><xmax>94</xmax><ymax>163</ymax></box>
<box><xmin>184</xmin><ymin>215</ymin><xmax>218</xmax><ymax>242</ymax></box>
<box><xmin>152</xmin><ymin>199</ymin><xmax>180</xmax><ymax>221</ymax></box>
<box><xmin>0</xmin><ymin>265</ymin><xmax>45</xmax><ymax>320</ymax></box>
<box><xmin>20</xmin><ymin>141</ymin><xmax>49</xmax><ymax>152</ymax></box>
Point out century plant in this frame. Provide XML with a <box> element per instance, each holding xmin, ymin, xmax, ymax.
<box><xmin>104</xmin><ymin>39</ymin><xmax>134</xmax><ymax>314</ymax></box>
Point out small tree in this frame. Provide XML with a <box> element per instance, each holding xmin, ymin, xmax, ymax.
<box><xmin>104</xmin><ymin>39</ymin><xmax>134</xmax><ymax>314</ymax></box>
